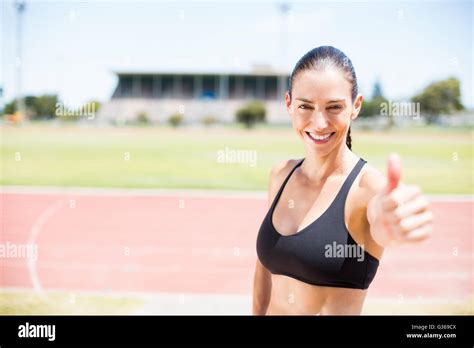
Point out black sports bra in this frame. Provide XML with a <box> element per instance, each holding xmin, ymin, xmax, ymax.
<box><xmin>256</xmin><ymin>158</ymin><xmax>379</xmax><ymax>290</ymax></box>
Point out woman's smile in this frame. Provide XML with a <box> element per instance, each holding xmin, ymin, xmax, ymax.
<box><xmin>305</xmin><ymin>131</ymin><xmax>336</xmax><ymax>144</ymax></box>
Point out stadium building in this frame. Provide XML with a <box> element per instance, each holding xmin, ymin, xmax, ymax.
<box><xmin>97</xmin><ymin>67</ymin><xmax>291</xmax><ymax>124</ymax></box>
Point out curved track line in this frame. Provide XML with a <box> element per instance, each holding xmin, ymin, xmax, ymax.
<box><xmin>27</xmin><ymin>199</ymin><xmax>67</xmax><ymax>297</ymax></box>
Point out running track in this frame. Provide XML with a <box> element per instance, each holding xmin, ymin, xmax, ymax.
<box><xmin>1</xmin><ymin>187</ymin><xmax>472</xmax><ymax>305</ymax></box>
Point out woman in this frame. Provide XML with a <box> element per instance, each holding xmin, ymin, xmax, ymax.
<box><xmin>253</xmin><ymin>46</ymin><xmax>433</xmax><ymax>315</ymax></box>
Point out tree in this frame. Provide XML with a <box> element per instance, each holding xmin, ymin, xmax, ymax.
<box><xmin>3</xmin><ymin>100</ymin><xmax>16</xmax><ymax>115</ymax></box>
<box><xmin>372</xmin><ymin>79</ymin><xmax>383</xmax><ymax>98</ymax></box>
<box><xmin>31</xmin><ymin>94</ymin><xmax>58</xmax><ymax>119</ymax></box>
<box><xmin>411</xmin><ymin>77</ymin><xmax>464</xmax><ymax>124</ymax></box>
<box><xmin>87</xmin><ymin>100</ymin><xmax>101</xmax><ymax>114</ymax></box>
<box><xmin>235</xmin><ymin>101</ymin><xmax>266</xmax><ymax>128</ymax></box>
<box><xmin>2</xmin><ymin>94</ymin><xmax>58</xmax><ymax>120</ymax></box>
<box><xmin>359</xmin><ymin>80</ymin><xmax>388</xmax><ymax>118</ymax></box>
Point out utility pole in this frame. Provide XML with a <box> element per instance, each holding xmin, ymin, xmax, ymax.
<box><xmin>277</xmin><ymin>3</ymin><xmax>291</xmax><ymax>100</ymax></box>
<box><xmin>278</xmin><ymin>2</ymin><xmax>290</xmax><ymax>72</ymax></box>
<box><xmin>14</xmin><ymin>0</ymin><xmax>26</xmax><ymax>123</ymax></box>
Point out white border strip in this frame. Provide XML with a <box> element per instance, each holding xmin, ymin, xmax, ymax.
<box><xmin>0</xmin><ymin>186</ymin><xmax>267</xmax><ymax>199</ymax></box>
<box><xmin>1</xmin><ymin>287</ymin><xmax>469</xmax><ymax>306</ymax></box>
<box><xmin>1</xmin><ymin>186</ymin><xmax>473</xmax><ymax>201</ymax></box>
<box><xmin>0</xmin><ymin>286</ymin><xmax>250</xmax><ymax>301</ymax></box>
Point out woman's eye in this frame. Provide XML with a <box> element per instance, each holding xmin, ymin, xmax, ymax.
<box><xmin>298</xmin><ymin>104</ymin><xmax>312</xmax><ymax>110</ymax></box>
<box><xmin>327</xmin><ymin>105</ymin><xmax>343</xmax><ymax>110</ymax></box>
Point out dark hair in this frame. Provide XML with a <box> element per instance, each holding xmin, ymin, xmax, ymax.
<box><xmin>288</xmin><ymin>46</ymin><xmax>358</xmax><ymax>150</ymax></box>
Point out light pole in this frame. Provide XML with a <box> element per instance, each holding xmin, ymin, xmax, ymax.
<box><xmin>277</xmin><ymin>2</ymin><xmax>290</xmax><ymax>100</ymax></box>
<box><xmin>14</xmin><ymin>0</ymin><xmax>26</xmax><ymax>123</ymax></box>
<box><xmin>278</xmin><ymin>2</ymin><xmax>290</xmax><ymax>72</ymax></box>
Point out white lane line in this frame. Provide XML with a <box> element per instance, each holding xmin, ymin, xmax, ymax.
<box><xmin>379</xmin><ymin>271</ymin><xmax>471</xmax><ymax>280</ymax></box>
<box><xmin>27</xmin><ymin>199</ymin><xmax>67</xmax><ymax>297</ymax></box>
<box><xmin>5</xmin><ymin>245</ymin><xmax>256</xmax><ymax>258</ymax></box>
<box><xmin>0</xmin><ymin>186</ymin><xmax>267</xmax><ymax>199</ymax></box>
<box><xmin>0</xmin><ymin>286</ymin><xmax>249</xmax><ymax>300</ymax></box>
<box><xmin>10</xmin><ymin>261</ymin><xmax>253</xmax><ymax>274</ymax></box>
<box><xmin>3</xmin><ymin>186</ymin><xmax>473</xmax><ymax>201</ymax></box>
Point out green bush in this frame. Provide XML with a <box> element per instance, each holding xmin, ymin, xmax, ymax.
<box><xmin>136</xmin><ymin>111</ymin><xmax>151</xmax><ymax>125</ymax></box>
<box><xmin>201</xmin><ymin>115</ymin><xmax>218</xmax><ymax>127</ymax></box>
<box><xmin>235</xmin><ymin>101</ymin><xmax>266</xmax><ymax>128</ymax></box>
<box><xmin>57</xmin><ymin>114</ymin><xmax>78</xmax><ymax>122</ymax></box>
<box><xmin>168</xmin><ymin>113</ymin><xmax>184</xmax><ymax>127</ymax></box>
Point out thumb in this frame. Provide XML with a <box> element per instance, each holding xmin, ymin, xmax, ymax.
<box><xmin>386</xmin><ymin>153</ymin><xmax>402</xmax><ymax>193</ymax></box>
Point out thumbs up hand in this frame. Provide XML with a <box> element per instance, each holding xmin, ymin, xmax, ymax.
<box><xmin>368</xmin><ymin>154</ymin><xmax>433</xmax><ymax>246</ymax></box>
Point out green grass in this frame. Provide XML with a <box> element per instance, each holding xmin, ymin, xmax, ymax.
<box><xmin>0</xmin><ymin>124</ymin><xmax>472</xmax><ymax>194</ymax></box>
<box><xmin>0</xmin><ymin>291</ymin><xmax>144</xmax><ymax>315</ymax></box>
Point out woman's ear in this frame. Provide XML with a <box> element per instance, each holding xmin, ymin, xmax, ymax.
<box><xmin>351</xmin><ymin>94</ymin><xmax>363</xmax><ymax>120</ymax></box>
<box><xmin>285</xmin><ymin>91</ymin><xmax>293</xmax><ymax>116</ymax></box>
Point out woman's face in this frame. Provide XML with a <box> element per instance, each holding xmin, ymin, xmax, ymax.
<box><xmin>285</xmin><ymin>67</ymin><xmax>363</xmax><ymax>157</ymax></box>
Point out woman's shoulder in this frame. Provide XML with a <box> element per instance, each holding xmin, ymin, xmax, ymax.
<box><xmin>267</xmin><ymin>158</ymin><xmax>301</xmax><ymax>201</ymax></box>
<box><xmin>270</xmin><ymin>158</ymin><xmax>301</xmax><ymax>180</ymax></box>
<box><xmin>358</xmin><ymin>161</ymin><xmax>386</xmax><ymax>198</ymax></box>
<box><xmin>269</xmin><ymin>158</ymin><xmax>304</xmax><ymax>186</ymax></box>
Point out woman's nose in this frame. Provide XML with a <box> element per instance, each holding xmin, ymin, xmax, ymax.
<box><xmin>311</xmin><ymin>111</ymin><xmax>328</xmax><ymax>129</ymax></box>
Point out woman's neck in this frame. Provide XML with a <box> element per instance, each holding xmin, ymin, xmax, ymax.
<box><xmin>300</xmin><ymin>145</ymin><xmax>357</xmax><ymax>184</ymax></box>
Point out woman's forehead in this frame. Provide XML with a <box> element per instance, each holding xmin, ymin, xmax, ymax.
<box><xmin>292</xmin><ymin>68</ymin><xmax>352</xmax><ymax>101</ymax></box>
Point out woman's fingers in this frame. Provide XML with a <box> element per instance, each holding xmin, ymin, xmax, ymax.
<box><xmin>399</xmin><ymin>224</ymin><xmax>433</xmax><ymax>243</ymax></box>
<box><xmin>382</xmin><ymin>184</ymin><xmax>421</xmax><ymax>210</ymax></box>
<box><xmin>372</xmin><ymin>163</ymin><xmax>433</xmax><ymax>246</ymax></box>
<box><xmin>398</xmin><ymin>210</ymin><xmax>434</xmax><ymax>234</ymax></box>
<box><xmin>387</xmin><ymin>211</ymin><xmax>433</xmax><ymax>242</ymax></box>
<box><xmin>385</xmin><ymin>196</ymin><xmax>431</xmax><ymax>224</ymax></box>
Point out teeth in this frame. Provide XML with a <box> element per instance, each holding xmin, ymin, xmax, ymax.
<box><xmin>309</xmin><ymin>132</ymin><xmax>332</xmax><ymax>140</ymax></box>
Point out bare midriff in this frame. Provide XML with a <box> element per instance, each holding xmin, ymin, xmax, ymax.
<box><xmin>265</xmin><ymin>274</ymin><xmax>368</xmax><ymax>315</ymax></box>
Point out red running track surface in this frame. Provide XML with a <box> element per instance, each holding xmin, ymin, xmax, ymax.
<box><xmin>0</xmin><ymin>192</ymin><xmax>472</xmax><ymax>302</ymax></box>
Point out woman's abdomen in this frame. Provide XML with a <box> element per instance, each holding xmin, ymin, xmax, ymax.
<box><xmin>266</xmin><ymin>274</ymin><xmax>367</xmax><ymax>315</ymax></box>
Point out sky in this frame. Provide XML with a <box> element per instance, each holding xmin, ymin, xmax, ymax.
<box><xmin>1</xmin><ymin>0</ymin><xmax>473</xmax><ymax>108</ymax></box>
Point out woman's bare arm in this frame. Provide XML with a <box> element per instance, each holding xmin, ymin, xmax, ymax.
<box><xmin>252</xmin><ymin>259</ymin><xmax>272</xmax><ymax>315</ymax></box>
<box><xmin>252</xmin><ymin>159</ymin><xmax>297</xmax><ymax>315</ymax></box>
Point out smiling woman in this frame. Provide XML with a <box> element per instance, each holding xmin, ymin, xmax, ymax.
<box><xmin>287</xmin><ymin>46</ymin><xmax>359</xmax><ymax>155</ymax></box>
<box><xmin>253</xmin><ymin>46</ymin><xmax>433</xmax><ymax>315</ymax></box>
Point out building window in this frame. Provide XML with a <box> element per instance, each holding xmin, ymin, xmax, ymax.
<box><xmin>182</xmin><ymin>76</ymin><xmax>194</xmax><ymax>98</ymax></box>
<box><xmin>229</xmin><ymin>76</ymin><xmax>241</xmax><ymax>99</ymax></box>
<box><xmin>161</xmin><ymin>76</ymin><xmax>173</xmax><ymax>98</ymax></box>
<box><xmin>141</xmin><ymin>76</ymin><xmax>153</xmax><ymax>98</ymax></box>
<box><xmin>243</xmin><ymin>76</ymin><xmax>257</xmax><ymax>98</ymax></box>
<box><xmin>264</xmin><ymin>76</ymin><xmax>278</xmax><ymax>100</ymax></box>
<box><xmin>202</xmin><ymin>76</ymin><xmax>216</xmax><ymax>99</ymax></box>
<box><xmin>120</xmin><ymin>76</ymin><xmax>133</xmax><ymax>97</ymax></box>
